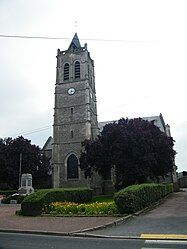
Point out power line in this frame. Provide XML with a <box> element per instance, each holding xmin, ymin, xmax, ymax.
<box><xmin>0</xmin><ymin>34</ymin><xmax>158</xmax><ymax>43</ymax></box>
<box><xmin>0</xmin><ymin>34</ymin><xmax>68</xmax><ymax>40</ymax></box>
<box><xmin>12</xmin><ymin>126</ymin><xmax>52</xmax><ymax>137</ymax></box>
<box><xmin>11</xmin><ymin>102</ymin><xmax>134</xmax><ymax>137</ymax></box>
<box><xmin>22</xmin><ymin>126</ymin><xmax>52</xmax><ymax>135</ymax></box>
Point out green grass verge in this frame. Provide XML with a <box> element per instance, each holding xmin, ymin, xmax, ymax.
<box><xmin>92</xmin><ymin>196</ymin><xmax>114</xmax><ymax>203</ymax></box>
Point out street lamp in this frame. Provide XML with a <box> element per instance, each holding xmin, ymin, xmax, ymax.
<box><xmin>19</xmin><ymin>153</ymin><xmax>22</xmax><ymax>188</ymax></box>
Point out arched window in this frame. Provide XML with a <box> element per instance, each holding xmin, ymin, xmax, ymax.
<box><xmin>67</xmin><ymin>154</ymin><xmax>79</xmax><ymax>179</ymax></box>
<box><xmin>63</xmin><ymin>63</ymin><xmax>69</xmax><ymax>81</ymax></box>
<box><xmin>74</xmin><ymin>61</ymin><xmax>80</xmax><ymax>79</ymax></box>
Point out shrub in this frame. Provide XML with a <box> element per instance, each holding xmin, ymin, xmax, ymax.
<box><xmin>21</xmin><ymin>188</ymin><xmax>93</xmax><ymax>216</ymax></box>
<box><xmin>165</xmin><ymin>183</ymin><xmax>173</xmax><ymax>195</ymax></box>
<box><xmin>114</xmin><ymin>183</ymin><xmax>173</xmax><ymax>214</ymax></box>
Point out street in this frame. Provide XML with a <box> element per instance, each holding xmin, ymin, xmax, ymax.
<box><xmin>0</xmin><ymin>232</ymin><xmax>187</xmax><ymax>249</ymax></box>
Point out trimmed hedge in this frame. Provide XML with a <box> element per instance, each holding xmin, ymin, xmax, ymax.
<box><xmin>0</xmin><ymin>190</ymin><xmax>17</xmax><ymax>197</ymax></box>
<box><xmin>114</xmin><ymin>183</ymin><xmax>173</xmax><ymax>214</ymax></box>
<box><xmin>21</xmin><ymin>188</ymin><xmax>93</xmax><ymax>216</ymax></box>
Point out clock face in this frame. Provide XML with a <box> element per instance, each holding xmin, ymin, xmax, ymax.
<box><xmin>68</xmin><ymin>88</ymin><xmax>75</xmax><ymax>95</ymax></box>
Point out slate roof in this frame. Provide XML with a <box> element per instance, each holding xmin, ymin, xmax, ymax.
<box><xmin>99</xmin><ymin>114</ymin><xmax>166</xmax><ymax>133</ymax></box>
<box><xmin>68</xmin><ymin>33</ymin><xmax>81</xmax><ymax>50</ymax></box>
<box><xmin>42</xmin><ymin>136</ymin><xmax>53</xmax><ymax>151</ymax></box>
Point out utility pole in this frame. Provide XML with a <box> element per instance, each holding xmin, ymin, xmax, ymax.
<box><xmin>19</xmin><ymin>153</ymin><xmax>22</xmax><ymax>188</ymax></box>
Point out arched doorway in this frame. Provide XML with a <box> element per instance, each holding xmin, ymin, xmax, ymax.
<box><xmin>67</xmin><ymin>154</ymin><xmax>79</xmax><ymax>179</ymax></box>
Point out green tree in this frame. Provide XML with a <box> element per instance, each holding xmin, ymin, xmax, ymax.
<box><xmin>80</xmin><ymin>118</ymin><xmax>176</xmax><ymax>190</ymax></box>
<box><xmin>0</xmin><ymin>138</ymin><xmax>15</xmax><ymax>189</ymax></box>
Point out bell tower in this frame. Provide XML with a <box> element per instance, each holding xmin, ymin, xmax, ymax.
<box><xmin>52</xmin><ymin>33</ymin><xmax>99</xmax><ymax>188</ymax></box>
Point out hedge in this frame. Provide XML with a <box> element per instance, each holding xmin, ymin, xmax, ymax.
<box><xmin>114</xmin><ymin>183</ymin><xmax>173</xmax><ymax>214</ymax></box>
<box><xmin>0</xmin><ymin>190</ymin><xmax>17</xmax><ymax>197</ymax></box>
<box><xmin>21</xmin><ymin>188</ymin><xmax>93</xmax><ymax>216</ymax></box>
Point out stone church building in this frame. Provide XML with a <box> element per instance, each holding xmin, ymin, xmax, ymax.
<box><xmin>43</xmin><ymin>33</ymin><xmax>177</xmax><ymax>194</ymax></box>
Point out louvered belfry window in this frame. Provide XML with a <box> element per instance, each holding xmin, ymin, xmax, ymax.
<box><xmin>74</xmin><ymin>61</ymin><xmax>80</xmax><ymax>79</ymax></box>
<box><xmin>64</xmin><ymin>63</ymin><xmax>69</xmax><ymax>81</ymax></box>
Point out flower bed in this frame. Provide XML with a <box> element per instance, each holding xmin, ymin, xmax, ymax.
<box><xmin>44</xmin><ymin>201</ymin><xmax>117</xmax><ymax>216</ymax></box>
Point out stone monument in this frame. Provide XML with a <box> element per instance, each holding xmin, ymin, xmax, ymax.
<box><xmin>18</xmin><ymin>173</ymin><xmax>34</xmax><ymax>195</ymax></box>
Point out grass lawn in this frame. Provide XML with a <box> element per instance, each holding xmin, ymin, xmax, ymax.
<box><xmin>92</xmin><ymin>196</ymin><xmax>114</xmax><ymax>203</ymax></box>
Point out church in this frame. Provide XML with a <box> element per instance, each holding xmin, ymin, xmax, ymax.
<box><xmin>43</xmin><ymin>33</ymin><xmax>177</xmax><ymax>194</ymax></box>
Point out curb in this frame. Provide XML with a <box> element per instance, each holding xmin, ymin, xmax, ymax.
<box><xmin>71</xmin><ymin>233</ymin><xmax>140</xmax><ymax>240</ymax></box>
<box><xmin>0</xmin><ymin>228</ymin><xmax>140</xmax><ymax>240</ymax></box>
<box><xmin>70</xmin><ymin>214</ymin><xmax>133</xmax><ymax>234</ymax></box>
<box><xmin>0</xmin><ymin>229</ymin><xmax>70</xmax><ymax>237</ymax></box>
<box><xmin>1</xmin><ymin>229</ymin><xmax>186</xmax><ymax>241</ymax></box>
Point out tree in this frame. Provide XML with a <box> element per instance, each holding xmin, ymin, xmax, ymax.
<box><xmin>80</xmin><ymin>118</ymin><xmax>176</xmax><ymax>190</ymax></box>
<box><xmin>0</xmin><ymin>136</ymin><xmax>51</xmax><ymax>190</ymax></box>
<box><xmin>0</xmin><ymin>138</ymin><xmax>15</xmax><ymax>189</ymax></box>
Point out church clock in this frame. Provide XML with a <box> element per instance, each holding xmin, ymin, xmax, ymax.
<box><xmin>68</xmin><ymin>88</ymin><xmax>75</xmax><ymax>95</ymax></box>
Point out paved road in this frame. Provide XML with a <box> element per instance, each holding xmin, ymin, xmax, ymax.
<box><xmin>0</xmin><ymin>232</ymin><xmax>187</xmax><ymax>249</ymax></box>
<box><xmin>84</xmin><ymin>190</ymin><xmax>187</xmax><ymax>237</ymax></box>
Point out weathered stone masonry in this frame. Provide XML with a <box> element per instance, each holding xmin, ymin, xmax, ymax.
<box><xmin>52</xmin><ymin>33</ymin><xmax>99</xmax><ymax>188</ymax></box>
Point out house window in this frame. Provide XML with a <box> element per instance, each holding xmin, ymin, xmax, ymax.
<box><xmin>64</xmin><ymin>63</ymin><xmax>69</xmax><ymax>81</ymax></box>
<box><xmin>67</xmin><ymin>154</ymin><xmax>79</xmax><ymax>179</ymax></box>
<box><xmin>74</xmin><ymin>61</ymin><xmax>80</xmax><ymax>79</ymax></box>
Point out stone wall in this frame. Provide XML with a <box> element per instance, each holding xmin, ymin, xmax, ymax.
<box><xmin>179</xmin><ymin>176</ymin><xmax>187</xmax><ymax>188</ymax></box>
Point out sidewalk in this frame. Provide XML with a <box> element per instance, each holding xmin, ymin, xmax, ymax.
<box><xmin>0</xmin><ymin>204</ymin><xmax>118</xmax><ymax>234</ymax></box>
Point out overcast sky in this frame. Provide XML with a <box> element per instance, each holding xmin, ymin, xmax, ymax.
<box><xmin>0</xmin><ymin>0</ymin><xmax>186</xmax><ymax>172</ymax></box>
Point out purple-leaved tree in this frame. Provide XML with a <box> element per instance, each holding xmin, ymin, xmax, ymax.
<box><xmin>80</xmin><ymin>118</ymin><xmax>176</xmax><ymax>190</ymax></box>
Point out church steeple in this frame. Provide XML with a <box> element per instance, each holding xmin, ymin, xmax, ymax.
<box><xmin>53</xmin><ymin>33</ymin><xmax>99</xmax><ymax>188</ymax></box>
<box><xmin>68</xmin><ymin>33</ymin><xmax>81</xmax><ymax>50</ymax></box>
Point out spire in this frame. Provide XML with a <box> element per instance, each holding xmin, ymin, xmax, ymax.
<box><xmin>68</xmin><ymin>33</ymin><xmax>81</xmax><ymax>50</ymax></box>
